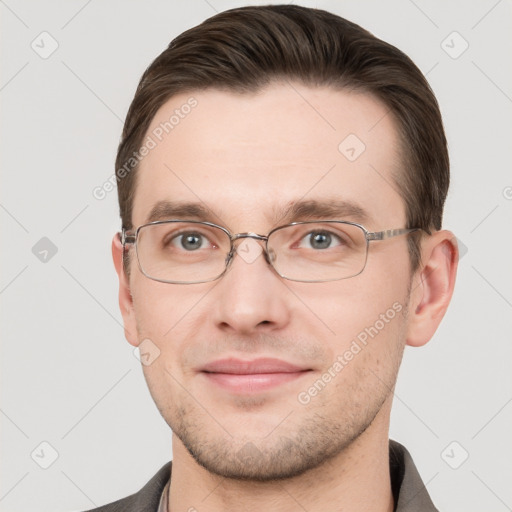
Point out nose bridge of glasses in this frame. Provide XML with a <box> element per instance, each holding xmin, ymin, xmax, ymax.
<box><xmin>230</xmin><ymin>232</ymin><xmax>268</xmax><ymax>253</ymax></box>
<box><xmin>225</xmin><ymin>232</ymin><xmax>275</xmax><ymax>266</ymax></box>
<box><xmin>230</xmin><ymin>232</ymin><xmax>268</xmax><ymax>243</ymax></box>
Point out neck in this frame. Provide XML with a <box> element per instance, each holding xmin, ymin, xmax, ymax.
<box><xmin>168</xmin><ymin>411</ymin><xmax>394</xmax><ymax>512</ymax></box>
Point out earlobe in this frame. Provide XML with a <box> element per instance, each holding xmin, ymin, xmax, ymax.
<box><xmin>112</xmin><ymin>234</ymin><xmax>140</xmax><ymax>347</ymax></box>
<box><xmin>406</xmin><ymin>231</ymin><xmax>458</xmax><ymax>347</ymax></box>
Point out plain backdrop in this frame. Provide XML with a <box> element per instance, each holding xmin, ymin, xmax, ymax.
<box><xmin>1</xmin><ymin>1</ymin><xmax>511</xmax><ymax>511</ymax></box>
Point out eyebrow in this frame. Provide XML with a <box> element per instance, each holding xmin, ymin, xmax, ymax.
<box><xmin>274</xmin><ymin>199</ymin><xmax>370</xmax><ymax>224</ymax></box>
<box><xmin>146</xmin><ymin>201</ymin><xmax>218</xmax><ymax>223</ymax></box>
<box><xmin>145</xmin><ymin>198</ymin><xmax>371</xmax><ymax>226</ymax></box>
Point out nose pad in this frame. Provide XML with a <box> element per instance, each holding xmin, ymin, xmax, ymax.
<box><xmin>225</xmin><ymin>247</ymin><xmax>236</xmax><ymax>267</ymax></box>
<box><xmin>267</xmin><ymin>247</ymin><xmax>277</xmax><ymax>264</ymax></box>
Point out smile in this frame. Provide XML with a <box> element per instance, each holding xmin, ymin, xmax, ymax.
<box><xmin>200</xmin><ymin>358</ymin><xmax>312</xmax><ymax>394</ymax></box>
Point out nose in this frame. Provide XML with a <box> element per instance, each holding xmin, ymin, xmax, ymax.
<box><xmin>210</xmin><ymin>237</ymin><xmax>291</xmax><ymax>335</ymax></box>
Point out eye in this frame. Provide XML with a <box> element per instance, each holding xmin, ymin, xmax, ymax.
<box><xmin>297</xmin><ymin>230</ymin><xmax>345</xmax><ymax>250</ymax></box>
<box><xmin>167</xmin><ymin>231</ymin><xmax>214</xmax><ymax>251</ymax></box>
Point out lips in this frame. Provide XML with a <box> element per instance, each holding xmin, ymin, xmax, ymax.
<box><xmin>201</xmin><ymin>357</ymin><xmax>307</xmax><ymax>374</ymax></box>
<box><xmin>200</xmin><ymin>358</ymin><xmax>312</xmax><ymax>394</ymax></box>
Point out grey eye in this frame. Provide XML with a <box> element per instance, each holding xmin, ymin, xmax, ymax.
<box><xmin>180</xmin><ymin>233</ymin><xmax>204</xmax><ymax>250</ymax></box>
<box><xmin>308</xmin><ymin>232</ymin><xmax>332</xmax><ymax>249</ymax></box>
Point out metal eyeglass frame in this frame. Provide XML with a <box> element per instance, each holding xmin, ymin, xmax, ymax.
<box><xmin>121</xmin><ymin>220</ymin><xmax>419</xmax><ymax>284</ymax></box>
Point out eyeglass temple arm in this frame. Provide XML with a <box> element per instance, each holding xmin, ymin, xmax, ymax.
<box><xmin>119</xmin><ymin>230</ymin><xmax>136</xmax><ymax>267</ymax></box>
<box><xmin>366</xmin><ymin>228</ymin><xmax>419</xmax><ymax>241</ymax></box>
<box><xmin>120</xmin><ymin>229</ymin><xmax>136</xmax><ymax>246</ymax></box>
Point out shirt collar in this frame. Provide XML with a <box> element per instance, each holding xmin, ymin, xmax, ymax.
<box><xmin>157</xmin><ymin>440</ymin><xmax>438</xmax><ymax>512</ymax></box>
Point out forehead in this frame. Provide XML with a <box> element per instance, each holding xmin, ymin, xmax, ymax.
<box><xmin>132</xmin><ymin>83</ymin><xmax>405</xmax><ymax>230</ymax></box>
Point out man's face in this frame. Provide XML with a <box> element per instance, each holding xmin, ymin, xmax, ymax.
<box><xmin>124</xmin><ymin>83</ymin><xmax>414</xmax><ymax>480</ymax></box>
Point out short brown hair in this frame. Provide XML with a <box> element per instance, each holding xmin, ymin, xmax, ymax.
<box><xmin>116</xmin><ymin>5</ymin><xmax>449</xmax><ymax>271</ymax></box>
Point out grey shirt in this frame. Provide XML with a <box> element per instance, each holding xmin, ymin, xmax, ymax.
<box><xmin>86</xmin><ymin>440</ymin><xmax>438</xmax><ymax>512</ymax></box>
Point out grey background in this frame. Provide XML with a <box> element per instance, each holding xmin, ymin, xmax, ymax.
<box><xmin>1</xmin><ymin>1</ymin><xmax>511</xmax><ymax>511</ymax></box>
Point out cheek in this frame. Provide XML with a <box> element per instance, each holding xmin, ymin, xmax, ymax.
<box><xmin>296</xmin><ymin>294</ymin><xmax>407</xmax><ymax>413</ymax></box>
<box><xmin>131</xmin><ymin>283</ymin><xmax>198</xmax><ymax>417</ymax></box>
<box><xmin>130</xmin><ymin>278</ymin><xmax>213</xmax><ymax>383</ymax></box>
<box><xmin>298</xmin><ymin>269</ymin><xmax>409</xmax><ymax>347</ymax></box>
<box><xmin>130</xmin><ymin>276</ymin><xmax>204</xmax><ymax>337</ymax></box>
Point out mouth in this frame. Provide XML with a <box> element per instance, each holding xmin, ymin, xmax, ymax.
<box><xmin>200</xmin><ymin>358</ymin><xmax>313</xmax><ymax>394</ymax></box>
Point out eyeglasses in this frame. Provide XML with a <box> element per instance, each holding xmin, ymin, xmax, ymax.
<box><xmin>121</xmin><ymin>220</ymin><xmax>419</xmax><ymax>284</ymax></box>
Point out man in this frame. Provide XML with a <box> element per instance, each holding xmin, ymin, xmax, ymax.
<box><xmin>91</xmin><ymin>4</ymin><xmax>458</xmax><ymax>511</ymax></box>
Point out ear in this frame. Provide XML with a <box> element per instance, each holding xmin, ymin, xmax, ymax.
<box><xmin>112</xmin><ymin>234</ymin><xmax>140</xmax><ymax>347</ymax></box>
<box><xmin>406</xmin><ymin>230</ymin><xmax>458</xmax><ymax>347</ymax></box>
